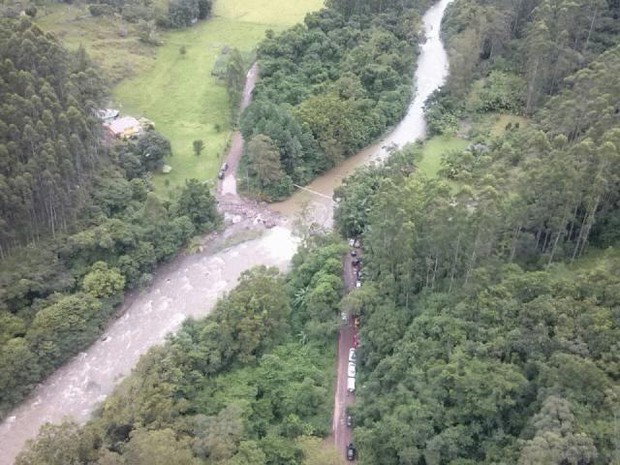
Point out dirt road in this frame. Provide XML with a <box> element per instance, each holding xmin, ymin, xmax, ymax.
<box><xmin>332</xmin><ymin>249</ymin><xmax>359</xmax><ymax>461</ymax></box>
<box><xmin>334</xmin><ymin>319</ymin><xmax>355</xmax><ymax>459</ymax></box>
<box><xmin>220</xmin><ymin>63</ymin><xmax>258</xmax><ymax>198</ymax></box>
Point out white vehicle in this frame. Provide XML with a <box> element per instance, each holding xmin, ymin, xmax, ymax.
<box><xmin>348</xmin><ymin>348</ymin><xmax>356</xmax><ymax>363</ymax></box>
<box><xmin>347</xmin><ymin>362</ymin><xmax>356</xmax><ymax>378</ymax></box>
<box><xmin>347</xmin><ymin>376</ymin><xmax>356</xmax><ymax>393</ymax></box>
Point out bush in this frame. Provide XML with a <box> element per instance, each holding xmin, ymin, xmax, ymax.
<box><xmin>24</xmin><ymin>5</ymin><xmax>37</xmax><ymax>17</ymax></box>
<box><xmin>121</xmin><ymin>4</ymin><xmax>154</xmax><ymax>22</ymax></box>
<box><xmin>88</xmin><ymin>3</ymin><xmax>115</xmax><ymax>16</ymax></box>
<box><xmin>424</xmin><ymin>88</ymin><xmax>463</xmax><ymax>136</ymax></box>
<box><xmin>262</xmin><ymin>175</ymin><xmax>294</xmax><ymax>201</ymax></box>
<box><xmin>197</xmin><ymin>0</ymin><xmax>211</xmax><ymax>19</ymax></box>
<box><xmin>475</xmin><ymin>71</ymin><xmax>525</xmax><ymax>113</ymax></box>
<box><xmin>136</xmin><ymin>19</ymin><xmax>162</xmax><ymax>45</ymax></box>
<box><xmin>166</xmin><ymin>0</ymin><xmax>198</xmax><ymax>28</ymax></box>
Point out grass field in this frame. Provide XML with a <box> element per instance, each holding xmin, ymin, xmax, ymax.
<box><xmin>37</xmin><ymin>0</ymin><xmax>324</xmax><ymax>197</ymax></box>
<box><xmin>417</xmin><ymin>136</ymin><xmax>469</xmax><ymax>178</ymax></box>
<box><xmin>36</xmin><ymin>6</ymin><xmax>158</xmax><ymax>85</ymax></box>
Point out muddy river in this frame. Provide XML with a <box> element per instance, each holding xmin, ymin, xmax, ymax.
<box><xmin>0</xmin><ymin>0</ymin><xmax>452</xmax><ymax>462</ymax></box>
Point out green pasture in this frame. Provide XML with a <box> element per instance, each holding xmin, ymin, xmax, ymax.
<box><xmin>465</xmin><ymin>112</ymin><xmax>529</xmax><ymax>140</ymax></box>
<box><xmin>417</xmin><ymin>135</ymin><xmax>469</xmax><ymax>178</ymax></box>
<box><xmin>35</xmin><ymin>5</ymin><xmax>158</xmax><ymax>85</ymax></box>
<box><xmin>212</xmin><ymin>0</ymin><xmax>324</xmax><ymax>24</ymax></box>
<box><xmin>114</xmin><ymin>19</ymin><xmax>263</xmax><ymax>196</ymax></box>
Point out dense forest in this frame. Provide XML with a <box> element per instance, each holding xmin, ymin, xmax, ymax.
<box><xmin>331</xmin><ymin>0</ymin><xmax>620</xmax><ymax>461</ymax></box>
<box><xmin>0</xmin><ymin>18</ymin><xmax>220</xmax><ymax>418</ymax></box>
<box><xmin>238</xmin><ymin>0</ymin><xmax>432</xmax><ymax>199</ymax></box>
<box><xmin>16</xmin><ymin>237</ymin><xmax>346</xmax><ymax>465</ymax></box>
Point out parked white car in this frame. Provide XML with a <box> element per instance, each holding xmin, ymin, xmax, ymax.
<box><xmin>347</xmin><ymin>362</ymin><xmax>356</xmax><ymax>378</ymax></box>
<box><xmin>348</xmin><ymin>348</ymin><xmax>356</xmax><ymax>363</ymax></box>
<box><xmin>347</xmin><ymin>376</ymin><xmax>356</xmax><ymax>393</ymax></box>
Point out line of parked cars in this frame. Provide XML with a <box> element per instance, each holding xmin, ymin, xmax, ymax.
<box><xmin>346</xmin><ymin>238</ymin><xmax>361</xmax><ymax>461</ymax></box>
<box><xmin>346</xmin><ymin>345</ymin><xmax>357</xmax><ymax>461</ymax></box>
<box><xmin>350</xmin><ymin>238</ymin><xmax>363</xmax><ymax>288</ymax></box>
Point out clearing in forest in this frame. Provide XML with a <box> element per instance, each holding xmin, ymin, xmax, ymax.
<box><xmin>114</xmin><ymin>0</ymin><xmax>324</xmax><ymax>196</ymax></box>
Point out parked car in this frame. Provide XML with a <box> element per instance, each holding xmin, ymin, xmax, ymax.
<box><xmin>355</xmin><ymin>280</ymin><xmax>361</xmax><ymax>288</ymax></box>
<box><xmin>348</xmin><ymin>348</ymin><xmax>356</xmax><ymax>363</ymax></box>
<box><xmin>346</xmin><ymin>443</ymin><xmax>356</xmax><ymax>461</ymax></box>
<box><xmin>347</xmin><ymin>362</ymin><xmax>356</xmax><ymax>378</ymax></box>
<box><xmin>350</xmin><ymin>249</ymin><xmax>357</xmax><ymax>257</ymax></box>
<box><xmin>347</xmin><ymin>376</ymin><xmax>356</xmax><ymax>393</ymax></box>
<box><xmin>218</xmin><ymin>170</ymin><xmax>225</xmax><ymax>179</ymax></box>
<box><xmin>346</xmin><ymin>414</ymin><xmax>353</xmax><ymax>427</ymax></box>
<box><xmin>221</xmin><ymin>162</ymin><xmax>229</xmax><ymax>171</ymax></box>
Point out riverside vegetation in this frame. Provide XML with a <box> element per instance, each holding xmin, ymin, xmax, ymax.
<box><xmin>238</xmin><ymin>0</ymin><xmax>434</xmax><ymax>200</ymax></box>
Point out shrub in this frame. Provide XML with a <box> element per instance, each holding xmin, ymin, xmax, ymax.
<box><xmin>88</xmin><ymin>3</ymin><xmax>115</xmax><ymax>16</ymax></box>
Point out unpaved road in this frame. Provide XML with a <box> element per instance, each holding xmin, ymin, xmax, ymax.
<box><xmin>220</xmin><ymin>63</ymin><xmax>258</xmax><ymax>197</ymax></box>
<box><xmin>333</xmin><ymin>251</ymin><xmax>358</xmax><ymax>460</ymax></box>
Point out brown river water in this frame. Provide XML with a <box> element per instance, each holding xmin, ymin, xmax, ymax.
<box><xmin>0</xmin><ymin>0</ymin><xmax>451</xmax><ymax>461</ymax></box>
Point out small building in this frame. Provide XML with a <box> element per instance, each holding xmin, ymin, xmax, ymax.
<box><xmin>105</xmin><ymin>116</ymin><xmax>142</xmax><ymax>140</ymax></box>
